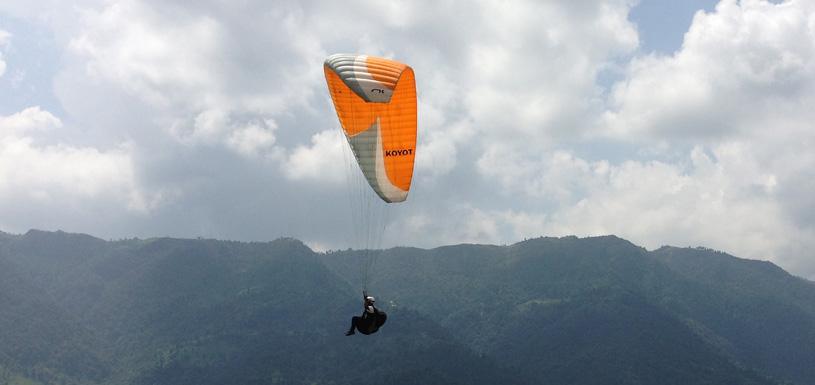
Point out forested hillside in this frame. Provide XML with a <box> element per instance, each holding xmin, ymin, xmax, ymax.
<box><xmin>2</xmin><ymin>230</ymin><xmax>813</xmax><ymax>385</ymax></box>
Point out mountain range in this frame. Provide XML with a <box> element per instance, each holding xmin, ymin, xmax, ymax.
<box><xmin>1</xmin><ymin>229</ymin><xmax>814</xmax><ymax>385</ymax></box>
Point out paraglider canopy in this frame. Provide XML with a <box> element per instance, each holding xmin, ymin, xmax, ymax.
<box><xmin>323</xmin><ymin>54</ymin><xmax>418</xmax><ymax>203</ymax></box>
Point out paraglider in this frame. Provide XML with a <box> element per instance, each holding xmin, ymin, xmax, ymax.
<box><xmin>345</xmin><ymin>293</ymin><xmax>387</xmax><ymax>336</ymax></box>
<box><xmin>324</xmin><ymin>53</ymin><xmax>417</xmax><ymax>335</ymax></box>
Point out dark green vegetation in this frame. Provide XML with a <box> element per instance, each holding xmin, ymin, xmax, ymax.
<box><xmin>1</xmin><ymin>230</ymin><xmax>813</xmax><ymax>385</ymax></box>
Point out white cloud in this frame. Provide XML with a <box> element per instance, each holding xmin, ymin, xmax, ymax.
<box><xmin>408</xmin><ymin>144</ymin><xmax>811</xmax><ymax>274</ymax></box>
<box><xmin>167</xmin><ymin>108</ymin><xmax>279</xmax><ymax>158</ymax></box>
<box><xmin>0</xmin><ymin>107</ymin><xmax>164</xmax><ymax>227</ymax></box>
<box><xmin>283</xmin><ymin>129</ymin><xmax>348</xmax><ymax>183</ymax></box>
<box><xmin>589</xmin><ymin>0</ymin><xmax>815</xmax><ymax>276</ymax></box>
<box><xmin>69</xmin><ymin>1</ymin><xmax>223</xmax><ymax>108</ymax></box>
<box><xmin>66</xmin><ymin>0</ymin><xmax>320</xmax><ymax>159</ymax></box>
<box><xmin>227</xmin><ymin>120</ymin><xmax>277</xmax><ymax>158</ymax></box>
<box><xmin>535</xmin><ymin>146</ymin><xmax>791</xmax><ymax>256</ymax></box>
<box><xmin>477</xmin><ymin>147</ymin><xmax>610</xmax><ymax>204</ymax></box>
<box><xmin>391</xmin><ymin>205</ymin><xmax>503</xmax><ymax>246</ymax></box>
<box><xmin>0</xmin><ymin>29</ymin><xmax>9</xmax><ymax>78</ymax></box>
<box><xmin>0</xmin><ymin>106</ymin><xmax>62</xmax><ymax>135</ymax></box>
<box><xmin>415</xmin><ymin>119</ymin><xmax>471</xmax><ymax>179</ymax></box>
<box><xmin>605</xmin><ymin>0</ymin><xmax>815</xmax><ymax>140</ymax></box>
<box><xmin>61</xmin><ymin>0</ymin><xmax>641</xmax><ymax>174</ymax></box>
<box><xmin>426</xmin><ymin>1</ymin><xmax>638</xmax><ymax>178</ymax></box>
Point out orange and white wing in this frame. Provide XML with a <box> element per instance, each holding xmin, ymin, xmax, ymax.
<box><xmin>324</xmin><ymin>54</ymin><xmax>417</xmax><ymax>203</ymax></box>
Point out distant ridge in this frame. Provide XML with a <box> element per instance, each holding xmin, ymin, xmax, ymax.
<box><xmin>1</xmin><ymin>229</ymin><xmax>812</xmax><ymax>384</ymax></box>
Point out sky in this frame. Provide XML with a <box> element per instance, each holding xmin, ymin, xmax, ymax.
<box><xmin>1</xmin><ymin>0</ymin><xmax>814</xmax><ymax>279</ymax></box>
